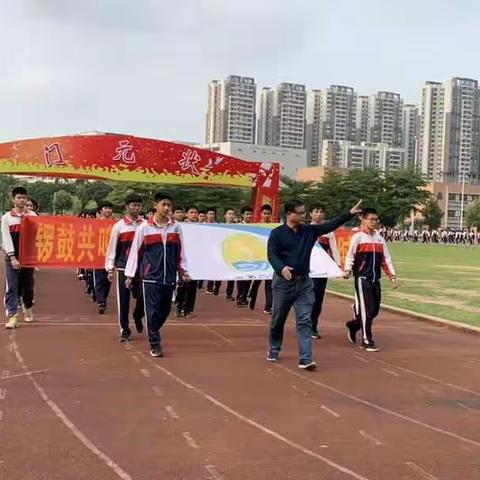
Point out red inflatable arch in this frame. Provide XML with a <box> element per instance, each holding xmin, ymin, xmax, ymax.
<box><xmin>0</xmin><ymin>133</ymin><xmax>280</xmax><ymax>220</ymax></box>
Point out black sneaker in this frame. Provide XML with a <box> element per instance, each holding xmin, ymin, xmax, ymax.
<box><xmin>98</xmin><ymin>304</ymin><xmax>106</xmax><ymax>315</ymax></box>
<box><xmin>150</xmin><ymin>345</ymin><xmax>163</xmax><ymax>357</ymax></box>
<box><xmin>206</xmin><ymin>289</ymin><xmax>213</xmax><ymax>295</ymax></box>
<box><xmin>226</xmin><ymin>295</ymin><xmax>235</xmax><ymax>301</ymax></box>
<box><xmin>311</xmin><ymin>331</ymin><xmax>321</xmax><ymax>339</ymax></box>
<box><xmin>175</xmin><ymin>307</ymin><xmax>185</xmax><ymax>318</ymax></box>
<box><xmin>134</xmin><ymin>318</ymin><xmax>144</xmax><ymax>334</ymax></box>
<box><xmin>266</xmin><ymin>351</ymin><xmax>279</xmax><ymax>362</ymax></box>
<box><xmin>263</xmin><ymin>308</ymin><xmax>272</xmax><ymax>315</ymax></box>
<box><xmin>119</xmin><ymin>330</ymin><xmax>131</xmax><ymax>342</ymax></box>
<box><xmin>361</xmin><ymin>341</ymin><xmax>379</xmax><ymax>352</ymax></box>
<box><xmin>346</xmin><ymin>321</ymin><xmax>357</xmax><ymax>344</ymax></box>
<box><xmin>213</xmin><ymin>288</ymin><xmax>220</xmax><ymax>296</ymax></box>
<box><xmin>236</xmin><ymin>301</ymin><xmax>248</xmax><ymax>308</ymax></box>
<box><xmin>298</xmin><ymin>360</ymin><xmax>317</xmax><ymax>371</ymax></box>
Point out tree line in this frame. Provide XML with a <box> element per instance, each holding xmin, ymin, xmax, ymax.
<box><xmin>0</xmin><ymin>168</ymin><xmax>451</xmax><ymax>228</ymax></box>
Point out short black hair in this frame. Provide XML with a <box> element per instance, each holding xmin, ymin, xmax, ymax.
<box><xmin>309</xmin><ymin>203</ymin><xmax>325</xmax><ymax>213</ymax></box>
<box><xmin>125</xmin><ymin>193</ymin><xmax>142</xmax><ymax>205</ymax></box>
<box><xmin>198</xmin><ymin>209</ymin><xmax>207</xmax><ymax>215</ymax></box>
<box><xmin>224</xmin><ymin>207</ymin><xmax>235</xmax><ymax>214</ymax></box>
<box><xmin>361</xmin><ymin>208</ymin><xmax>378</xmax><ymax>217</ymax></box>
<box><xmin>241</xmin><ymin>206</ymin><xmax>253</xmax><ymax>215</ymax></box>
<box><xmin>261</xmin><ymin>204</ymin><xmax>272</xmax><ymax>213</ymax></box>
<box><xmin>284</xmin><ymin>200</ymin><xmax>305</xmax><ymax>215</ymax></box>
<box><xmin>148</xmin><ymin>207</ymin><xmax>156</xmax><ymax>214</ymax></box>
<box><xmin>173</xmin><ymin>206</ymin><xmax>184</xmax><ymax>212</ymax></box>
<box><xmin>12</xmin><ymin>186</ymin><xmax>27</xmax><ymax>197</ymax></box>
<box><xmin>98</xmin><ymin>201</ymin><xmax>114</xmax><ymax>209</ymax></box>
<box><xmin>154</xmin><ymin>192</ymin><xmax>172</xmax><ymax>203</ymax></box>
<box><xmin>206</xmin><ymin>207</ymin><xmax>217</xmax><ymax>214</ymax></box>
<box><xmin>185</xmin><ymin>205</ymin><xmax>198</xmax><ymax>212</ymax></box>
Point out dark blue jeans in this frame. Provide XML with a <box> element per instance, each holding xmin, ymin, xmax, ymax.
<box><xmin>268</xmin><ymin>274</ymin><xmax>315</xmax><ymax>363</ymax></box>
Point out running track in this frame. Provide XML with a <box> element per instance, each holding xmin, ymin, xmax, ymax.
<box><xmin>1</xmin><ymin>268</ymin><xmax>480</xmax><ymax>480</ymax></box>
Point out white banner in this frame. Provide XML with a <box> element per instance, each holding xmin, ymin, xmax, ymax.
<box><xmin>181</xmin><ymin>223</ymin><xmax>344</xmax><ymax>281</ymax></box>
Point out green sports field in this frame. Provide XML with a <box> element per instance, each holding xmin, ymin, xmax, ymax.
<box><xmin>328</xmin><ymin>242</ymin><xmax>480</xmax><ymax>328</ymax></box>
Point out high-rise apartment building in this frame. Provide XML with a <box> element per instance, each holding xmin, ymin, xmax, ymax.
<box><xmin>402</xmin><ymin>104</ymin><xmax>419</xmax><ymax>167</ymax></box>
<box><xmin>443</xmin><ymin>77</ymin><xmax>480</xmax><ymax>180</ymax></box>
<box><xmin>418</xmin><ymin>78</ymin><xmax>480</xmax><ymax>182</ymax></box>
<box><xmin>305</xmin><ymin>85</ymin><xmax>357</xmax><ymax>166</ymax></box>
<box><xmin>205</xmin><ymin>75</ymin><xmax>256</xmax><ymax>144</ymax></box>
<box><xmin>418</xmin><ymin>81</ymin><xmax>444</xmax><ymax>180</ymax></box>
<box><xmin>305</xmin><ymin>90</ymin><xmax>322</xmax><ymax>165</ymax></box>
<box><xmin>356</xmin><ymin>95</ymin><xmax>370</xmax><ymax>143</ymax></box>
<box><xmin>258</xmin><ymin>82</ymin><xmax>306</xmax><ymax>149</ymax></box>
<box><xmin>368</xmin><ymin>91</ymin><xmax>403</xmax><ymax>146</ymax></box>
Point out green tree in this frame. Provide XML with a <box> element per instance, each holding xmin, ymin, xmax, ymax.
<box><xmin>467</xmin><ymin>199</ymin><xmax>480</xmax><ymax>228</ymax></box>
<box><xmin>54</xmin><ymin>190</ymin><xmax>73</xmax><ymax>214</ymax></box>
<box><xmin>422</xmin><ymin>197</ymin><xmax>444</xmax><ymax>229</ymax></box>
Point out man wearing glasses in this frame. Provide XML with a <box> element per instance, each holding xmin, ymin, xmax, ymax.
<box><xmin>267</xmin><ymin>199</ymin><xmax>362</xmax><ymax>370</ymax></box>
<box><xmin>343</xmin><ymin>208</ymin><xmax>398</xmax><ymax>352</ymax></box>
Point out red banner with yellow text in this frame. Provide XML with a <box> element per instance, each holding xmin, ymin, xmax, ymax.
<box><xmin>332</xmin><ymin>228</ymin><xmax>355</xmax><ymax>268</ymax></box>
<box><xmin>20</xmin><ymin>216</ymin><xmax>115</xmax><ymax>268</ymax></box>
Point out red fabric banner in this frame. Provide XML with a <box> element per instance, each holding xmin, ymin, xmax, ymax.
<box><xmin>19</xmin><ymin>216</ymin><xmax>115</xmax><ymax>268</ymax></box>
<box><xmin>332</xmin><ymin>228</ymin><xmax>354</xmax><ymax>268</ymax></box>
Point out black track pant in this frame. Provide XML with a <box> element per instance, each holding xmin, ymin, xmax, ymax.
<box><xmin>176</xmin><ymin>280</ymin><xmax>198</xmax><ymax>314</ymax></box>
<box><xmin>116</xmin><ymin>271</ymin><xmax>144</xmax><ymax>335</ymax></box>
<box><xmin>350</xmin><ymin>277</ymin><xmax>381</xmax><ymax>343</ymax></box>
<box><xmin>311</xmin><ymin>277</ymin><xmax>328</xmax><ymax>334</ymax></box>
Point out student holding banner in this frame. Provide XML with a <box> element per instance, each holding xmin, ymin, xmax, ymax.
<box><xmin>247</xmin><ymin>204</ymin><xmax>274</xmax><ymax>313</ymax></box>
<box><xmin>175</xmin><ymin>206</ymin><xmax>198</xmax><ymax>317</ymax></box>
<box><xmin>2</xmin><ymin>186</ymin><xmax>37</xmax><ymax>328</ymax></box>
<box><xmin>224</xmin><ymin>208</ymin><xmax>237</xmax><ymax>301</ymax></box>
<box><xmin>105</xmin><ymin>193</ymin><xmax>145</xmax><ymax>342</ymax></box>
<box><xmin>93</xmin><ymin>201</ymin><xmax>114</xmax><ymax>314</ymax></box>
<box><xmin>125</xmin><ymin>192</ymin><xmax>189</xmax><ymax>357</ymax></box>
<box><xmin>267</xmin><ymin>199</ymin><xmax>362</xmax><ymax>370</ymax></box>
<box><xmin>236</xmin><ymin>206</ymin><xmax>254</xmax><ymax>307</ymax></box>
<box><xmin>309</xmin><ymin>204</ymin><xmax>334</xmax><ymax>340</ymax></box>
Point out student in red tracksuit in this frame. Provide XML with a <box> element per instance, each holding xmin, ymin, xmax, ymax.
<box><xmin>2</xmin><ymin>186</ymin><xmax>37</xmax><ymax>328</ymax></box>
<box><xmin>343</xmin><ymin>208</ymin><xmax>399</xmax><ymax>352</ymax></box>
<box><xmin>105</xmin><ymin>193</ymin><xmax>145</xmax><ymax>342</ymax></box>
<box><xmin>125</xmin><ymin>192</ymin><xmax>189</xmax><ymax>357</ymax></box>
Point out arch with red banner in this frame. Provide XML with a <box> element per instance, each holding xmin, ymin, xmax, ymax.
<box><xmin>0</xmin><ymin>133</ymin><xmax>280</xmax><ymax>220</ymax></box>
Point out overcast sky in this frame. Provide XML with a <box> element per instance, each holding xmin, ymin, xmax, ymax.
<box><xmin>2</xmin><ymin>0</ymin><xmax>480</xmax><ymax>144</ymax></box>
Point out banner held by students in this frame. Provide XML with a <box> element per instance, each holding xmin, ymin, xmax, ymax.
<box><xmin>20</xmin><ymin>217</ymin><xmax>347</xmax><ymax>280</ymax></box>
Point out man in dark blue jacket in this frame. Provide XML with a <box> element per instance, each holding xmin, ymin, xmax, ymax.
<box><xmin>267</xmin><ymin>199</ymin><xmax>362</xmax><ymax>370</ymax></box>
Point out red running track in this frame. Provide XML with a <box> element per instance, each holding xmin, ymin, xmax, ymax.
<box><xmin>1</xmin><ymin>268</ymin><xmax>480</xmax><ymax>479</ymax></box>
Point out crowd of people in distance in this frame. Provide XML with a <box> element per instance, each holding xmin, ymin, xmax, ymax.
<box><xmin>380</xmin><ymin>227</ymin><xmax>480</xmax><ymax>245</ymax></box>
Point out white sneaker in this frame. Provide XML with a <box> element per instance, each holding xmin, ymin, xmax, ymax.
<box><xmin>23</xmin><ymin>308</ymin><xmax>34</xmax><ymax>323</ymax></box>
<box><xmin>5</xmin><ymin>315</ymin><xmax>19</xmax><ymax>329</ymax></box>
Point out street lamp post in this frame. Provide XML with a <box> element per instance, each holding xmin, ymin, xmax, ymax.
<box><xmin>459</xmin><ymin>172</ymin><xmax>467</xmax><ymax>230</ymax></box>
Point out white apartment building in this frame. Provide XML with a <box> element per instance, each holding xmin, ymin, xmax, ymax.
<box><xmin>201</xmin><ymin>141</ymin><xmax>307</xmax><ymax>178</ymax></box>
<box><xmin>205</xmin><ymin>75</ymin><xmax>256</xmax><ymax>144</ymax></box>
<box><xmin>418</xmin><ymin>78</ymin><xmax>480</xmax><ymax>182</ymax></box>
<box><xmin>258</xmin><ymin>83</ymin><xmax>306</xmax><ymax>150</ymax></box>
<box><xmin>305</xmin><ymin>85</ymin><xmax>357</xmax><ymax>166</ymax></box>
<box><xmin>356</xmin><ymin>95</ymin><xmax>370</xmax><ymax>143</ymax></box>
<box><xmin>321</xmin><ymin>140</ymin><xmax>406</xmax><ymax>172</ymax></box>
<box><xmin>402</xmin><ymin>104</ymin><xmax>419</xmax><ymax>167</ymax></box>
<box><xmin>418</xmin><ymin>81</ymin><xmax>444</xmax><ymax>180</ymax></box>
<box><xmin>368</xmin><ymin>91</ymin><xmax>403</xmax><ymax>147</ymax></box>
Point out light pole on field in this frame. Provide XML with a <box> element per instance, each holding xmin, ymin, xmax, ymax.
<box><xmin>459</xmin><ymin>171</ymin><xmax>468</xmax><ymax>230</ymax></box>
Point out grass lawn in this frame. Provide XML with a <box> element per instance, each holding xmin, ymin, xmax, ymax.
<box><xmin>327</xmin><ymin>242</ymin><xmax>480</xmax><ymax>328</ymax></box>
